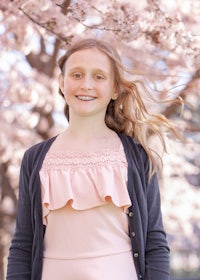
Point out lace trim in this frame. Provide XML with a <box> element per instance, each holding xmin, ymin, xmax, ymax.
<box><xmin>41</xmin><ymin>150</ymin><xmax>127</xmax><ymax>170</ymax></box>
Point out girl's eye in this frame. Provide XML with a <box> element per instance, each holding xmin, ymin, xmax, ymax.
<box><xmin>95</xmin><ymin>74</ymin><xmax>105</xmax><ymax>80</ymax></box>
<box><xmin>72</xmin><ymin>73</ymin><xmax>82</xmax><ymax>79</ymax></box>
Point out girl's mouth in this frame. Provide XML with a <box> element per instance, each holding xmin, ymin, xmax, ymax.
<box><xmin>76</xmin><ymin>95</ymin><xmax>96</xmax><ymax>101</ymax></box>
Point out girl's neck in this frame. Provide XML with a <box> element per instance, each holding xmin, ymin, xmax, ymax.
<box><xmin>51</xmin><ymin>116</ymin><xmax>120</xmax><ymax>154</ymax></box>
<box><xmin>66</xmin><ymin>116</ymin><xmax>113</xmax><ymax>141</ymax></box>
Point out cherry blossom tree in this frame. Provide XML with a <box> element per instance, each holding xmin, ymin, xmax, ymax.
<box><xmin>0</xmin><ymin>0</ymin><xmax>200</xmax><ymax>278</ymax></box>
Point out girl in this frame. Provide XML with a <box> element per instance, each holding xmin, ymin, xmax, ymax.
<box><xmin>7</xmin><ymin>38</ymin><xmax>179</xmax><ymax>280</ymax></box>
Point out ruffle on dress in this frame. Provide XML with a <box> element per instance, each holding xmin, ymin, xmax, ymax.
<box><xmin>39</xmin><ymin>146</ymin><xmax>131</xmax><ymax>225</ymax></box>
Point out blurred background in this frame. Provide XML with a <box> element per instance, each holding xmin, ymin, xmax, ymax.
<box><xmin>0</xmin><ymin>0</ymin><xmax>200</xmax><ymax>279</ymax></box>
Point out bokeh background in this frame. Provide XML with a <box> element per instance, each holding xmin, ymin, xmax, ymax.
<box><xmin>0</xmin><ymin>1</ymin><xmax>200</xmax><ymax>279</ymax></box>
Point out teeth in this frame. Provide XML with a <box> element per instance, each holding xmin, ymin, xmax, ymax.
<box><xmin>77</xmin><ymin>96</ymin><xmax>95</xmax><ymax>101</ymax></box>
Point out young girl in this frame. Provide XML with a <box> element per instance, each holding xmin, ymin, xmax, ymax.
<box><xmin>7</xmin><ymin>38</ymin><xmax>179</xmax><ymax>280</ymax></box>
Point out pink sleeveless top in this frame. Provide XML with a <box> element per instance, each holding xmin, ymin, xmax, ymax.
<box><xmin>39</xmin><ymin>144</ymin><xmax>137</xmax><ymax>280</ymax></box>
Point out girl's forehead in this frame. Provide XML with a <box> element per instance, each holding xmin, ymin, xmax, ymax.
<box><xmin>68</xmin><ymin>47</ymin><xmax>109</xmax><ymax>59</ymax></box>
<box><xmin>65</xmin><ymin>48</ymin><xmax>113</xmax><ymax>71</ymax></box>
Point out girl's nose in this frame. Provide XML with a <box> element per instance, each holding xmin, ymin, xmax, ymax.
<box><xmin>80</xmin><ymin>77</ymin><xmax>93</xmax><ymax>91</ymax></box>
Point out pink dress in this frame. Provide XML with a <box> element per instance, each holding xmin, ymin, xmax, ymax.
<box><xmin>39</xmin><ymin>144</ymin><xmax>137</xmax><ymax>280</ymax></box>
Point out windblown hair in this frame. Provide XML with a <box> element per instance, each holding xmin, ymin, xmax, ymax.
<box><xmin>58</xmin><ymin>38</ymin><xmax>183</xmax><ymax>178</ymax></box>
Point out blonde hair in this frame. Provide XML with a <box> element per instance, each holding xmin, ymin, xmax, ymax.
<box><xmin>58</xmin><ymin>38</ymin><xmax>183</xmax><ymax>178</ymax></box>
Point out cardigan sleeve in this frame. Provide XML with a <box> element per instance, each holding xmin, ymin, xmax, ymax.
<box><xmin>143</xmin><ymin>151</ymin><xmax>170</xmax><ymax>279</ymax></box>
<box><xmin>6</xmin><ymin>152</ymin><xmax>33</xmax><ymax>279</ymax></box>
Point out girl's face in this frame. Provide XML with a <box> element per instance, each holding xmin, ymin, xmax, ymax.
<box><xmin>59</xmin><ymin>48</ymin><xmax>116</xmax><ymax>120</ymax></box>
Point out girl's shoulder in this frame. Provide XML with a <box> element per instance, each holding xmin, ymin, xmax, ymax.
<box><xmin>22</xmin><ymin>136</ymin><xmax>57</xmax><ymax>169</ymax></box>
<box><xmin>25</xmin><ymin>136</ymin><xmax>57</xmax><ymax>155</ymax></box>
<box><xmin>118</xmin><ymin>133</ymin><xmax>145</xmax><ymax>155</ymax></box>
<box><xmin>118</xmin><ymin>133</ymin><xmax>149</xmax><ymax>174</ymax></box>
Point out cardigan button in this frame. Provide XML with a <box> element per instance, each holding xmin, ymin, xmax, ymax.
<box><xmin>134</xmin><ymin>252</ymin><xmax>139</xmax><ymax>258</ymax></box>
<box><xmin>139</xmin><ymin>274</ymin><xmax>142</xmax><ymax>278</ymax></box>
<box><xmin>131</xmin><ymin>231</ymin><xmax>135</xmax><ymax>237</ymax></box>
<box><xmin>128</xmin><ymin>211</ymin><xmax>134</xmax><ymax>217</ymax></box>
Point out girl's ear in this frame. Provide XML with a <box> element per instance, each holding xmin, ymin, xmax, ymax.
<box><xmin>59</xmin><ymin>73</ymin><xmax>64</xmax><ymax>93</ymax></box>
<box><xmin>112</xmin><ymin>92</ymin><xmax>118</xmax><ymax>100</ymax></box>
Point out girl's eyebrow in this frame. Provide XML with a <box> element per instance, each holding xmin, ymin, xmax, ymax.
<box><xmin>67</xmin><ymin>66</ymin><xmax>110</xmax><ymax>75</ymax></box>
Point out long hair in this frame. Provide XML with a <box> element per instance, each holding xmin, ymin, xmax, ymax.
<box><xmin>57</xmin><ymin>38</ymin><xmax>183</xmax><ymax>178</ymax></box>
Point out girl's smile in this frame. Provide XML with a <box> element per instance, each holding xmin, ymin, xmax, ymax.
<box><xmin>75</xmin><ymin>95</ymin><xmax>97</xmax><ymax>101</ymax></box>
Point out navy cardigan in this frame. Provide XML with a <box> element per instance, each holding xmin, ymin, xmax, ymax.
<box><xmin>7</xmin><ymin>133</ymin><xmax>170</xmax><ymax>280</ymax></box>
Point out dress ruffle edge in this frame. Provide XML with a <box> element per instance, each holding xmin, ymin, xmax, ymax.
<box><xmin>40</xmin><ymin>164</ymin><xmax>131</xmax><ymax>225</ymax></box>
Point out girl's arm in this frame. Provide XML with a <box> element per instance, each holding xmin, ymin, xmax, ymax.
<box><xmin>145</xmin><ymin>169</ymin><xmax>170</xmax><ymax>279</ymax></box>
<box><xmin>6</xmin><ymin>154</ymin><xmax>33</xmax><ymax>279</ymax></box>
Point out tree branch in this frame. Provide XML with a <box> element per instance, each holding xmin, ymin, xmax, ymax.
<box><xmin>19</xmin><ymin>7</ymin><xmax>71</xmax><ymax>43</ymax></box>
